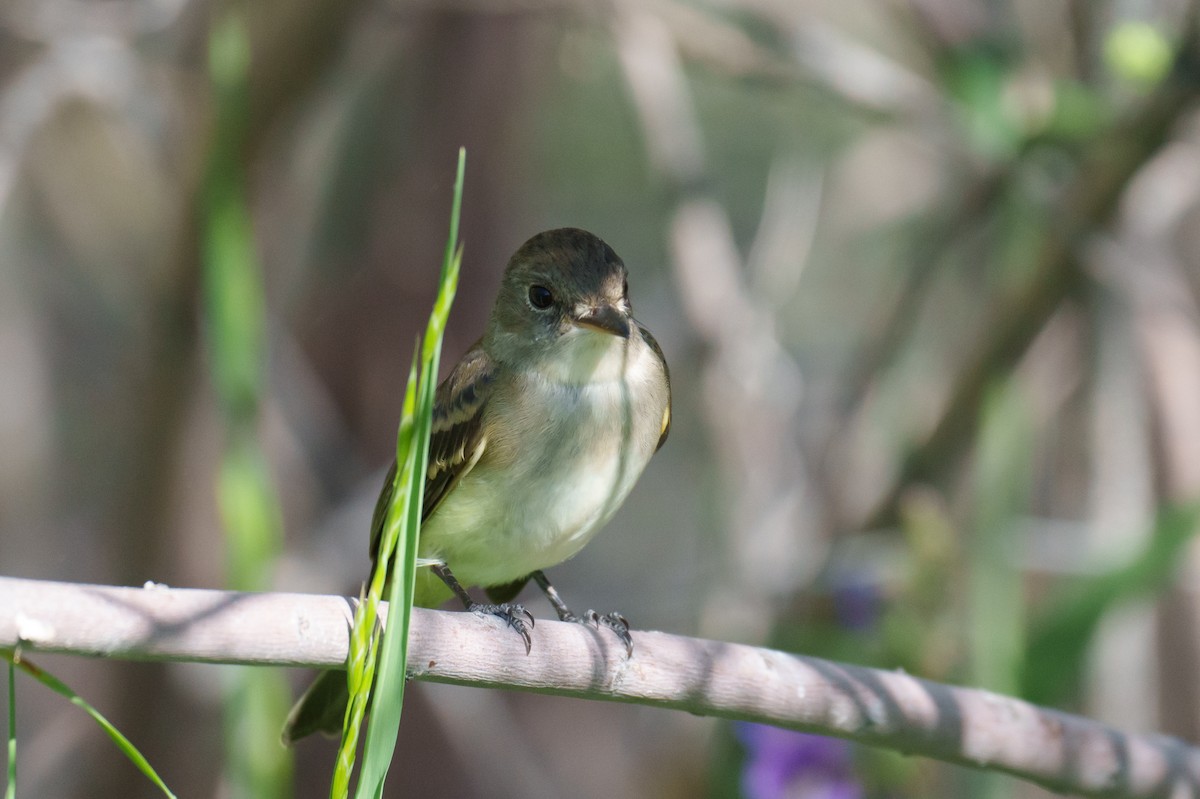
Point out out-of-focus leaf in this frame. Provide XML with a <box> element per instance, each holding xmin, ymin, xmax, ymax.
<box><xmin>1106</xmin><ymin>22</ymin><xmax>1173</xmax><ymax>88</ymax></box>
<box><xmin>969</xmin><ymin>379</ymin><xmax>1032</xmax><ymax>697</ymax></box>
<box><xmin>203</xmin><ymin>11</ymin><xmax>291</xmax><ymax>798</ymax></box>
<box><xmin>6</xmin><ymin>661</ymin><xmax>14</xmax><ymax>799</ymax></box>
<box><xmin>964</xmin><ymin>379</ymin><xmax>1033</xmax><ymax>799</ymax></box>
<box><xmin>1023</xmin><ymin>503</ymin><xmax>1200</xmax><ymax>706</ymax></box>
<box><xmin>943</xmin><ymin>49</ymin><xmax>1023</xmax><ymax>158</ymax></box>
<box><xmin>1043</xmin><ymin>82</ymin><xmax>1108</xmax><ymax>142</ymax></box>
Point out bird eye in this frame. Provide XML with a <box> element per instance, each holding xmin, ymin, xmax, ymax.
<box><xmin>623</xmin><ymin>278</ymin><xmax>629</xmax><ymax>299</ymax></box>
<box><xmin>528</xmin><ymin>284</ymin><xmax>554</xmax><ymax>309</ymax></box>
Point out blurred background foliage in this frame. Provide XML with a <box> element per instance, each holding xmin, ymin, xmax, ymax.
<box><xmin>2</xmin><ymin>0</ymin><xmax>1200</xmax><ymax>797</ymax></box>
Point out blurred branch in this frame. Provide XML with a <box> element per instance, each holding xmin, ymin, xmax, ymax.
<box><xmin>3</xmin><ymin>575</ymin><xmax>1200</xmax><ymax>799</ymax></box>
<box><xmin>652</xmin><ymin>0</ymin><xmax>942</xmax><ymax>114</ymax></box>
<box><xmin>390</xmin><ymin>0</ymin><xmax>941</xmax><ymax>116</ymax></box>
<box><xmin>0</xmin><ymin>0</ymin><xmax>189</xmax><ymax>39</ymax></box>
<box><xmin>864</xmin><ymin>40</ymin><xmax>1200</xmax><ymax>530</ymax></box>
<box><xmin>613</xmin><ymin>2</ymin><xmax>820</xmax><ymax>634</ymax></box>
<box><xmin>0</xmin><ymin>35</ymin><xmax>147</xmax><ymax>215</ymax></box>
<box><xmin>1128</xmin><ymin>230</ymin><xmax>1200</xmax><ymax>739</ymax></box>
<box><xmin>825</xmin><ymin>167</ymin><xmax>1009</xmax><ymax>483</ymax></box>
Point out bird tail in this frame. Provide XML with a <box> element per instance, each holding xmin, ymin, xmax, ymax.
<box><xmin>281</xmin><ymin>668</ymin><xmax>349</xmax><ymax>745</ymax></box>
<box><xmin>281</xmin><ymin>570</ymin><xmax>451</xmax><ymax>744</ymax></box>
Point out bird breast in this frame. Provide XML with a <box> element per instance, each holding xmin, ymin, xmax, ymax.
<box><xmin>420</xmin><ymin>331</ymin><xmax>667</xmax><ymax>587</ymax></box>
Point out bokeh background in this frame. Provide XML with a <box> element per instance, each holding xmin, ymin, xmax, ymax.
<box><xmin>3</xmin><ymin>0</ymin><xmax>1200</xmax><ymax>797</ymax></box>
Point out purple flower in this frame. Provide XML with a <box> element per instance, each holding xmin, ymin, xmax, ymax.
<box><xmin>831</xmin><ymin>574</ymin><xmax>882</xmax><ymax>632</ymax></box>
<box><xmin>735</xmin><ymin>723</ymin><xmax>863</xmax><ymax>799</ymax></box>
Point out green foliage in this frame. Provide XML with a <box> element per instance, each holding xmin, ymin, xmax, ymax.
<box><xmin>330</xmin><ymin>359</ymin><xmax>417</xmax><ymax>799</ymax></box>
<box><xmin>1042</xmin><ymin>81</ymin><xmax>1108</xmax><ymax>143</ymax></box>
<box><xmin>202</xmin><ymin>10</ymin><xmax>291</xmax><ymax>798</ymax></box>
<box><xmin>964</xmin><ymin>380</ymin><xmax>1034</xmax><ymax>799</ymax></box>
<box><xmin>969</xmin><ymin>379</ymin><xmax>1032</xmax><ymax>698</ymax></box>
<box><xmin>1023</xmin><ymin>503</ymin><xmax>1200</xmax><ymax>707</ymax></box>
<box><xmin>5</xmin><ymin>662</ymin><xmax>13</xmax><ymax>799</ymax></box>
<box><xmin>888</xmin><ymin>492</ymin><xmax>962</xmax><ymax>679</ymax></box>
<box><xmin>205</xmin><ymin>11</ymin><xmax>260</xmax><ymax>423</ymax></box>
<box><xmin>2</xmin><ymin>651</ymin><xmax>176</xmax><ymax>798</ymax></box>
<box><xmin>223</xmin><ymin>666</ymin><xmax>293</xmax><ymax>798</ymax></box>
<box><xmin>217</xmin><ymin>442</ymin><xmax>284</xmax><ymax>592</ymax></box>
<box><xmin>330</xmin><ymin>148</ymin><xmax>465</xmax><ymax>799</ymax></box>
<box><xmin>1106</xmin><ymin>22</ymin><xmax>1173</xmax><ymax>87</ymax></box>
<box><xmin>944</xmin><ymin>48</ymin><xmax>1026</xmax><ymax>159</ymax></box>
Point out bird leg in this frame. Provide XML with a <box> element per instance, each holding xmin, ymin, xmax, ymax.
<box><xmin>432</xmin><ymin>563</ymin><xmax>534</xmax><ymax>654</ymax></box>
<box><xmin>531</xmin><ymin>570</ymin><xmax>633</xmax><ymax>656</ymax></box>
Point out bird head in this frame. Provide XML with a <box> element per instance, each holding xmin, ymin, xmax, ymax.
<box><xmin>487</xmin><ymin>228</ymin><xmax>636</xmax><ymax>382</ymax></box>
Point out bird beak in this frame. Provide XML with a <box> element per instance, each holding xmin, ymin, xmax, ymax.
<box><xmin>574</xmin><ymin>304</ymin><xmax>630</xmax><ymax>338</ymax></box>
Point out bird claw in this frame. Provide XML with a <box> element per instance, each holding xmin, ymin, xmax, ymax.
<box><xmin>572</xmin><ymin>609</ymin><xmax>633</xmax><ymax>656</ymax></box>
<box><xmin>470</xmin><ymin>602</ymin><xmax>534</xmax><ymax>654</ymax></box>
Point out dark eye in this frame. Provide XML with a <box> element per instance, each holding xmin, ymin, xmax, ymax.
<box><xmin>528</xmin><ymin>284</ymin><xmax>554</xmax><ymax>309</ymax></box>
<box><xmin>623</xmin><ymin>278</ymin><xmax>629</xmax><ymax>298</ymax></box>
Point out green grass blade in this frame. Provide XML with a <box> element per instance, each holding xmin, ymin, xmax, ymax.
<box><xmin>350</xmin><ymin>358</ymin><xmax>421</xmax><ymax>799</ymax></box>
<box><xmin>6</xmin><ymin>660</ymin><xmax>14</xmax><ymax>799</ymax></box>
<box><xmin>355</xmin><ymin>147</ymin><xmax>465</xmax><ymax>798</ymax></box>
<box><xmin>442</xmin><ymin>148</ymin><xmax>466</xmax><ymax>284</ymax></box>
<box><xmin>330</xmin><ymin>353</ymin><xmax>418</xmax><ymax>799</ymax></box>
<box><xmin>3</xmin><ymin>652</ymin><xmax>176</xmax><ymax>798</ymax></box>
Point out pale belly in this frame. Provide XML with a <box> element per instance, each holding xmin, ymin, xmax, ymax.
<box><xmin>417</xmin><ymin>369</ymin><xmax>665</xmax><ymax>593</ymax></box>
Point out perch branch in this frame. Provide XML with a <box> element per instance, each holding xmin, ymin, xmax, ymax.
<box><xmin>1</xmin><ymin>576</ymin><xmax>1198</xmax><ymax>797</ymax></box>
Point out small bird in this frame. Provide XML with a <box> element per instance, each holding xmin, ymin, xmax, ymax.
<box><xmin>283</xmin><ymin>228</ymin><xmax>671</xmax><ymax>742</ymax></box>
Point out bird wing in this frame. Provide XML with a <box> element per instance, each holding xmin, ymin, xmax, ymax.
<box><xmin>369</xmin><ymin>343</ymin><xmax>494</xmax><ymax>566</ymax></box>
<box><xmin>638</xmin><ymin>322</ymin><xmax>671</xmax><ymax>451</ymax></box>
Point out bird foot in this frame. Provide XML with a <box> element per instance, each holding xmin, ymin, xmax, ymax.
<box><xmin>565</xmin><ymin>610</ymin><xmax>633</xmax><ymax>656</ymax></box>
<box><xmin>469</xmin><ymin>602</ymin><xmax>534</xmax><ymax>654</ymax></box>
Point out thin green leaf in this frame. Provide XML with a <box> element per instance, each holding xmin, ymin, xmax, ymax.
<box><xmin>331</xmin><ymin>352</ymin><xmax>419</xmax><ymax>799</ymax></box>
<box><xmin>6</xmin><ymin>659</ymin><xmax>14</xmax><ymax>799</ymax></box>
<box><xmin>355</xmin><ymin>148</ymin><xmax>465</xmax><ymax>798</ymax></box>
<box><xmin>4</xmin><ymin>652</ymin><xmax>176</xmax><ymax>799</ymax></box>
<box><xmin>442</xmin><ymin>148</ymin><xmax>466</xmax><ymax>283</ymax></box>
